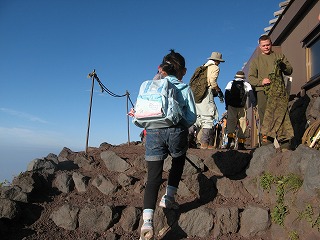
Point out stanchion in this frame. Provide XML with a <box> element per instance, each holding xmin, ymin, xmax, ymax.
<box><xmin>85</xmin><ymin>70</ymin><xmax>97</xmax><ymax>154</ymax></box>
<box><xmin>126</xmin><ymin>90</ymin><xmax>131</xmax><ymax>145</ymax></box>
<box><xmin>84</xmin><ymin>69</ymin><xmax>134</xmax><ymax>151</ymax></box>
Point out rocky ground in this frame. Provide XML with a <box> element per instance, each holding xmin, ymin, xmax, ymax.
<box><xmin>1</xmin><ymin>141</ymin><xmax>320</xmax><ymax>240</ymax></box>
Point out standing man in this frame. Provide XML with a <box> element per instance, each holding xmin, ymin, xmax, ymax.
<box><xmin>248</xmin><ymin>35</ymin><xmax>293</xmax><ymax>148</ymax></box>
<box><xmin>224</xmin><ymin>70</ymin><xmax>256</xmax><ymax>150</ymax></box>
<box><xmin>196</xmin><ymin>51</ymin><xmax>225</xmax><ymax>149</ymax></box>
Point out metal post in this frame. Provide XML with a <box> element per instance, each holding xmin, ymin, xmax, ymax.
<box><xmin>126</xmin><ymin>90</ymin><xmax>130</xmax><ymax>145</ymax></box>
<box><xmin>86</xmin><ymin>70</ymin><xmax>96</xmax><ymax>154</ymax></box>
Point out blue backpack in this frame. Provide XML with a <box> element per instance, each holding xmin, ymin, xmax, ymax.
<box><xmin>133</xmin><ymin>77</ymin><xmax>183</xmax><ymax>129</ymax></box>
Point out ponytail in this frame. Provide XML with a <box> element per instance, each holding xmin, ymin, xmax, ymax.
<box><xmin>161</xmin><ymin>49</ymin><xmax>185</xmax><ymax>77</ymax></box>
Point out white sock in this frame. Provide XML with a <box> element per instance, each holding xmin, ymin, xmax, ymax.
<box><xmin>143</xmin><ymin>209</ymin><xmax>154</xmax><ymax>223</ymax></box>
<box><xmin>165</xmin><ymin>185</ymin><xmax>177</xmax><ymax>198</ymax></box>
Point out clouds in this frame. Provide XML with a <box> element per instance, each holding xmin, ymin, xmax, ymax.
<box><xmin>0</xmin><ymin>126</ymin><xmax>62</xmax><ymax>147</ymax></box>
<box><xmin>0</xmin><ymin>128</ymin><xmax>69</xmax><ymax>182</ymax></box>
<box><xmin>0</xmin><ymin>108</ymin><xmax>84</xmax><ymax>182</ymax></box>
<box><xmin>0</xmin><ymin>108</ymin><xmax>48</xmax><ymax>124</ymax></box>
<box><xmin>0</xmin><ymin>108</ymin><xmax>83</xmax><ymax>150</ymax></box>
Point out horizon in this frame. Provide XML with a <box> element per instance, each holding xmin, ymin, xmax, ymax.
<box><xmin>0</xmin><ymin>0</ymin><xmax>282</xmax><ymax>182</ymax></box>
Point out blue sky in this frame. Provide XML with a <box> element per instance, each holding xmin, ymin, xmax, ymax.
<box><xmin>0</xmin><ymin>0</ymin><xmax>281</xmax><ymax>182</ymax></box>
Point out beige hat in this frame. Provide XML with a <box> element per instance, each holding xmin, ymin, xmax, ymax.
<box><xmin>234</xmin><ymin>70</ymin><xmax>246</xmax><ymax>79</ymax></box>
<box><xmin>207</xmin><ymin>52</ymin><xmax>225</xmax><ymax>62</ymax></box>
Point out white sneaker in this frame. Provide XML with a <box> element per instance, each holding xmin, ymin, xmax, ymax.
<box><xmin>140</xmin><ymin>220</ymin><xmax>153</xmax><ymax>240</ymax></box>
<box><xmin>159</xmin><ymin>195</ymin><xmax>179</xmax><ymax>209</ymax></box>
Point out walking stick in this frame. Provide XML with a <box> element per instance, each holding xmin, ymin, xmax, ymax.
<box><xmin>85</xmin><ymin>70</ymin><xmax>97</xmax><ymax>154</ymax></box>
<box><xmin>213</xmin><ymin>125</ymin><xmax>218</xmax><ymax>148</ymax></box>
<box><xmin>254</xmin><ymin>107</ymin><xmax>261</xmax><ymax>147</ymax></box>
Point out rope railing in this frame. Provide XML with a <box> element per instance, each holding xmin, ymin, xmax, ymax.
<box><xmin>85</xmin><ymin>69</ymin><xmax>134</xmax><ymax>154</ymax></box>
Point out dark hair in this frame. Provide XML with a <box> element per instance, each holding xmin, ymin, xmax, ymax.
<box><xmin>259</xmin><ymin>35</ymin><xmax>271</xmax><ymax>43</ymax></box>
<box><xmin>160</xmin><ymin>49</ymin><xmax>185</xmax><ymax>77</ymax></box>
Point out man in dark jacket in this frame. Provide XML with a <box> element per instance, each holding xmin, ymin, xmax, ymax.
<box><xmin>225</xmin><ymin>71</ymin><xmax>256</xmax><ymax>150</ymax></box>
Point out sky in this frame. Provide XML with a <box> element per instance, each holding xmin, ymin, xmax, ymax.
<box><xmin>0</xmin><ymin>0</ymin><xmax>282</xmax><ymax>182</ymax></box>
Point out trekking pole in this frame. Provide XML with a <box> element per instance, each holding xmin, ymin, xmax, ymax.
<box><xmin>254</xmin><ymin>107</ymin><xmax>261</xmax><ymax>147</ymax></box>
<box><xmin>213</xmin><ymin>125</ymin><xmax>218</xmax><ymax>149</ymax></box>
<box><xmin>85</xmin><ymin>69</ymin><xmax>97</xmax><ymax>154</ymax></box>
<box><xmin>235</xmin><ymin>128</ymin><xmax>238</xmax><ymax>150</ymax></box>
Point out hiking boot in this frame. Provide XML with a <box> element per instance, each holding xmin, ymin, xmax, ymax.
<box><xmin>200</xmin><ymin>143</ymin><xmax>208</xmax><ymax>149</ymax></box>
<box><xmin>238</xmin><ymin>142</ymin><xmax>246</xmax><ymax>150</ymax></box>
<box><xmin>140</xmin><ymin>220</ymin><xmax>153</xmax><ymax>240</ymax></box>
<box><xmin>159</xmin><ymin>195</ymin><xmax>179</xmax><ymax>209</ymax></box>
<box><xmin>226</xmin><ymin>137</ymin><xmax>235</xmax><ymax>149</ymax></box>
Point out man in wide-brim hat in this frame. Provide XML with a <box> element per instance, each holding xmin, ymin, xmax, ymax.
<box><xmin>207</xmin><ymin>52</ymin><xmax>225</xmax><ymax>62</ymax></box>
<box><xmin>195</xmin><ymin>51</ymin><xmax>225</xmax><ymax>149</ymax></box>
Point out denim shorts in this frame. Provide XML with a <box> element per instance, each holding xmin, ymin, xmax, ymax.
<box><xmin>145</xmin><ymin>127</ymin><xmax>188</xmax><ymax>161</ymax></box>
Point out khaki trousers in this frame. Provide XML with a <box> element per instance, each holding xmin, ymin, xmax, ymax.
<box><xmin>226</xmin><ymin>106</ymin><xmax>247</xmax><ymax>139</ymax></box>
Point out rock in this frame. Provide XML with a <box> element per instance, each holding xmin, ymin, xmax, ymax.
<box><xmin>117</xmin><ymin>173</ymin><xmax>133</xmax><ymax>187</ymax></box>
<box><xmin>0</xmin><ymin>185</ymin><xmax>28</xmax><ymax>203</ymax></box>
<box><xmin>58</xmin><ymin>147</ymin><xmax>74</xmax><ymax>162</ymax></box>
<box><xmin>100</xmin><ymin>232</ymin><xmax>117</xmax><ymax>240</ymax></box>
<box><xmin>153</xmin><ymin>207</ymin><xmax>177</xmax><ymax>238</ymax></box>
<box><xmin>246</xmin><ymin>145</ymin><xmax>276</xmax><ymax>177</ymax></box>
<box><xmin>216</xmin><ymin>177</ymin><xmax>253</xmax><ymax>201</ymax></box>
<box><xmin>184</xmin><ymin>154</ymin><xmax>205</xmax><ymax>175</ymax></box>
<box><xmin>177</xmin><ymin>181</ymin><xmax>193</xmax><ymax>197</ymax></box>
<box><xmin>133</xmin><ymin>182</ymin><xmax>144</xmax><ymax>194</ymax></box>
<box><xmin>45</xmin><ymin>153</ymin><xmax>59</xmax><ymax>165</ymax></box>
<box><xmin>303</xmin><ymin>153</ymin><xmax>320</xmax><ymax>196</ymax></box>
<box><xmin>0</xmin><ymin>198</ymin><xmax>20</xmax><ymax>219</ymax></box>
<box><xmin>72</xmin><ymin>172</ymin><xmax>89</xmax><ymax>192</ymax></box>
<box><xmin>92</xmin><ymin>175</ymin><xmax>117</xmax><ymax>195</ymax></box>
<box><xmin>203</xmin><ymin>157</ymin><xmax>223</xmax><ymax>176</ymax></box>
<box><xmin>50</xmin><ymin>204</ymin><xmax>79</xmax><ymax>230</ymax></box>
<box><xmin>242</xmin><ymin>176</ymin><xmax>259</xmax><ymax>199</ymax></box>
<box><xmin>133</xmin><ymin>155</ymin><xmax>146</xmax><ymax>171</ymax></box>
<box><xmin>309</xmin><ymin>96</ymin><xmax>320</xmax><ymax>120</ymax></box>
<box><xmin>54</xmin><ymin>172</ymin><xmax>74</xmax><ymax>193</ymax></box>
<box><xmin>183</xmin><ymin>174</ymin><xmax>201</xmax><ymax>198</ymax></box>
<box><xmin>100</xmin><ymin>151</ymin><xmax>131</xmax><ymax>172</ymax></box>
<box><xmin>214</xmin><ymin>207</ymin><xmax>239</xmax><ymax>238</ymax></box>
<box><xmin>27</xmin><ymin>158</ymin><xmax>57</xmax><ymax>175</ymax></box>
<box><xmin>239</xmin><ymin>205</ymin><xmax>270</xmax><ymax>238</ymax></box>
<box><xmin>74</xmin><ymin>154</ymin><xmax>96</xmax><ymax>171</ymax></box>
<box><xmin>78</xmin><ymin>205</ymin><xmax>113</xmax><ymax>232</ymax></box>
<box><xmin>119</xmin><ymin>206</ymin><xmax>141</xmax><ymax>232</ymax></box>
<box><xmin>288</xmin><ymin>144</ymin><xmax>319</xmax><ymax>175</ymax></box>
<box><xmin>163</xmin><ymin>154</ymin><xmax>204</xmax><ymax>175</ymax></box>
<box><xmin>178</xmin><ymin>207</ymin><xmax>214</xmax><ymax>237</ymax></box>
<box><xmin>12</xmin><ymin>172</ymin><xmax>42</xmax><ymax>194</ymax></box>
<box><xmin>2</xmin><ymin>142</ymin><xmax>320</xmax><ymax>239</ymax></box>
